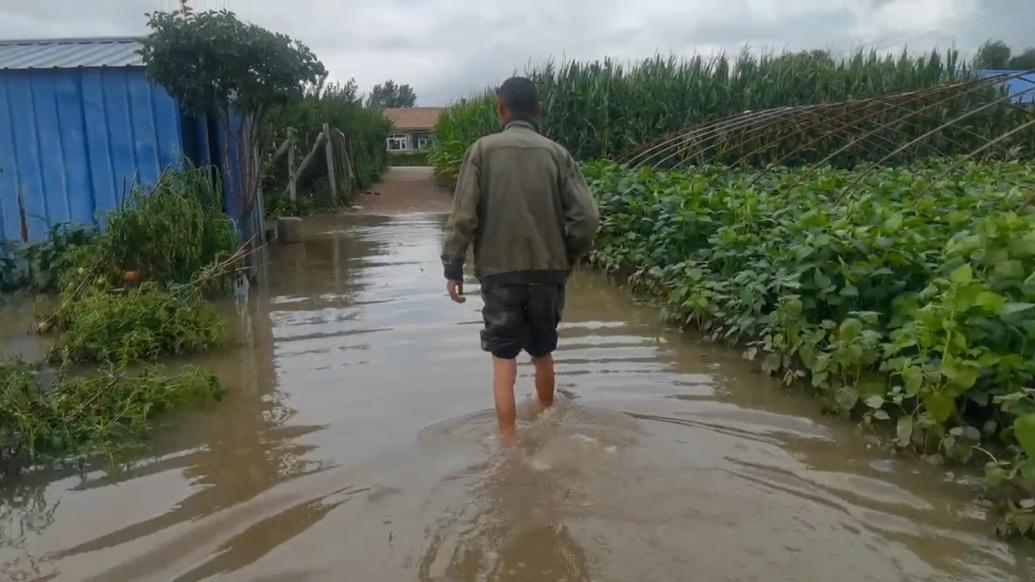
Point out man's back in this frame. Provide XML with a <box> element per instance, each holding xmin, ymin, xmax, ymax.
<box><xmin>441</xmin><ymin>120</ymin><xmax>598</xmax><ymax>285</ymax></box>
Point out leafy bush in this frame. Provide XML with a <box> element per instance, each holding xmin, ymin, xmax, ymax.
<box><xmin>586</xmin><ymin>159</ymin><xmax>1035</xmax><ymax>534</ymax></box>
<box><xmin>1</xmin><ymin>359</ymin><xmax>222</xmax><ymax>472</ymax></box>
<box><xmin>103</xmin><ymin>168</ymin><xmax>237</xmax><ymax>286</ymax></box>
<box><xmin>53</xmin><ymin>284</ymin><xmax>229</xmax><ymax>365</ymax></box>
<box><xmin>19</xmin><ymin>224</ymin><xmax>99</xmax><ymax>293</ymax></box>
<box><xmin>388</xmin><ymin>151</ymin><xmax>429</xmax><ymax>166</ymax></box>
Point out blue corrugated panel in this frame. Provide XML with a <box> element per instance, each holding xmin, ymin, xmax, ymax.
<box><xmin>979</xmin><ymin>70</ymin><xmax>1035</xmax><ymax>104</ymax></box>
<box><xmin>0</xmin><ymin>67</ymin><xmax>184</xmax><ymax>244</ymax></box>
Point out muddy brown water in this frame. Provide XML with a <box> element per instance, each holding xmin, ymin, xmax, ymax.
<box><xmin>2</xmin><ymin>213</ymin><xmax>1034</xmax><ymax>581</ymax></box>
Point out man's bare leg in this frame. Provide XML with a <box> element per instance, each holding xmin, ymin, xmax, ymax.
<box><xmin>532</xmin><ymin>354</ymin><xmax>555</xmax><ymax>410</ymax></box>
<box><xmin>493</xmin><ymin>356</ymin><xmax>518</xmax><ymax>446</ymax></box>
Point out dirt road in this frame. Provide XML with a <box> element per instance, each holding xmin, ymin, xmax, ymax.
<box><xmin>354</xmin><ymin>166</ymin><xmax>453</xmax><ymax>214</ymax></box>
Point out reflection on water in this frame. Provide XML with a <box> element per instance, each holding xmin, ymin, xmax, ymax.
<box><xmin>0</xmin><ymin>212</ymin><xmax>1033</xmax><ymax>581</ymax></box>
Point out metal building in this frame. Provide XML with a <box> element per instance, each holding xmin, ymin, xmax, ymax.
<box><xmin>0</xmin><ymin>37</ymin><xmax>225</xmax><ymax>245</ymax></box>
<box><xmin>979</xmin><ymin>69</ymin><xmax>1035</xmax><ymax>105</ymax></box>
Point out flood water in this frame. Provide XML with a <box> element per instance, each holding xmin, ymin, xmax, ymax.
<box><xmin>2</xmin><ymin>213</ymin><xmax>1034</xmax><ymax>581</ymax></box>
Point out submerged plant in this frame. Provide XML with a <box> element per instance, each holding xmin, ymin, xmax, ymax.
<box><xmin>1</xmin><ymin>359</ymin><xmax>222</xmax><ymax>474</ymax></box>
<box><xmin>52</xmin><ymin>284</ymin><xmax>230</xmax><ymax>365</ymax></box>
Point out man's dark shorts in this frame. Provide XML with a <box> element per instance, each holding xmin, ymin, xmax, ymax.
<box><xmin>480</xmin><ymin>283</ymin><xmax>565</xmax><ymax>359</ymax></box>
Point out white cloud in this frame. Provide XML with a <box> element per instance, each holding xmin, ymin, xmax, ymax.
<box><xmin>0</xmin><ymin>0</ymin><xmax>1030</xmax><ymax>105</ymax></box>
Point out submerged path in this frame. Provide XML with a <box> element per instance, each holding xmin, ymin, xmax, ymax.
<box><xmin>1</xmin><ymin>170</ymin><xmax>1034</xmax><ymax>581</ymax></box>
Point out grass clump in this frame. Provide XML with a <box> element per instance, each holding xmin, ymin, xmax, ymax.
<box><xmin>52</xmin><ymin>284</ymin><xmax>229</xmax><ymax>365</ymax></box>
<box><xmin>1</xmin><ymin>359</ymin><xmax>222</xmax><ymax>474</ymax></box>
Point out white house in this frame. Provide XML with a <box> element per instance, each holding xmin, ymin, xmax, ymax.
<box><xmin>383</xmin><ymin>107</ymin><xmax>442</xmax><ymax>153</ymax></box>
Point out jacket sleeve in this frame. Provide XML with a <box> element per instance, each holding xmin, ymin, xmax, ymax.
<box><xmin>560</xmin><ymin>152</ymin><xmax>600</xmax><ymax>259</ymax></box>
<box><xmin>441</xmin><ymin>143</ymin><xmax>481</xmax><ymax>280</ymax></box>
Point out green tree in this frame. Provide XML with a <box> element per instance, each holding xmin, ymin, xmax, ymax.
<box><xmin>140</xmin><ymin>9</ymin><xmax>326</xmax><ymax>240</ymax></box>
<box><xmin>1008</xmin><ymin>47</ymin><xmax>1035</xmax><ymax>70</ymax></box>
<box><xmin>367</xmin><ymin>80</ymin><xmax>417</xmax><ymax>108</ymax></box>
<box><xmin>975</xmin><ymin>39</ymin><xmax>1012</xmax><ymax>69</ymax></box>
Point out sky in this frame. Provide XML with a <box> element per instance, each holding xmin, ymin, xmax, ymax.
<box><xmin>0</xmin><ymin>0</ymin><xmax>1032</xmax><ymax>105</ymax></box>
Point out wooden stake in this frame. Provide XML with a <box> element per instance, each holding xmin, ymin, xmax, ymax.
<box><xmin>287</xmin><ymin>128</ymin><xmax>297</xmax><ymax>202</ymax></box>
<box><xmin>324</xmin><ymin>123</ymin><xmax>338</xmax><ymax>203</ymax></box>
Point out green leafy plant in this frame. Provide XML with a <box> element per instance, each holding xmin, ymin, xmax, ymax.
<box><xmin>1</xmin><ymin>358</ymin><xmax>222</xmax><ymax>474</ymax></box>
<box><xmin>585</xmin><ymin>159</ymin><xmax>1035</xmax><ymax>535</ymax></box>
<box><xmin>19</xmin><ymin>223</ymin><xmax>98</xmax><ymax>293</ymax></box>
<box><xmin>103</xmin><ymin>167</ymin><xmax>236</xmax><ymax>286</ymax></box>
<box><xmin>388</xmin><ymin>151</ymin><xmax>430</xmax><ymax>167</ymax></box>
<box><xmin>53</xmin><ymin>284</ymin><xmax>229</xmax><ymax>365</ymax></box>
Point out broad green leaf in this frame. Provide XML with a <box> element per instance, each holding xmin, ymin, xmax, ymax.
<box><xmin>1009</xmin><ymin>235</ymin><xmax>1035</xmax><ymax>256</ymax></box>
<box><xmin>993</xmin><ymin>260</ymin><xmax>1024</xmax><ymax>280</ymax></box>
<box><xmin>1000</xmin><ymin>302</ymin><xmax>1035</xmax><ymax>317</ymax></box>
<box><xmin>838</xmin><ymin>318</ymin><xmax>863</xmax><ymax>340</ymax></box>
<box><xmin>974</xmin><ymin>291</ymin><xmax>1005</xmax><ymax>311</ymax></box>
<box><xmin>897</xmin><ymin>416</ymin><xmax>913</xmax><ymax>447</ymax></box>
<box><xmin>814</xmin><ymin>270</ymin><xmax>832</xmax><ymax>290</ymax></box>
<box><xmin>1016</xmin><ymin>513</ymin><xmax>1035</xmax><ymax>535</ymax></box>
<box><xmin>952</xmin><ymin>366</ymin><xmax>979</xmax><ymax>390</ymax></box>
<box><xmin>924</xmin><ymin>391</ymin><xmax>956</xmax><ymax>424</ymax></box>
<box><xmin>950</xmin><ymin>264</ymin><xmax>973</xmax><ymax>284</ymax></box>
<box><xmin>1014</xmin><ymin>413</ymin><xmax>1035</xmax><ymax>458</ymax></box>
<box><xmin>883</xmin><ymin>214</ymin><xmax>903</xmax><ymax>231</ymax></box>
<box><xmin>901</xmin><ymin>367</ymin><xmax>923</xmax><ymax>394</ymax></box>
<box><xmin>873</xmin><ymin>410</ymin><xmax>891</xmax><ymax>421</ymax></box>
<box><xmin>985</xmin><ymin>463</ymin><xmax>1008</xmax><ymax>487</ymax></box>
<box><xmin>834</xmin><ymin>386</ymin><xmax>859</xmax><ymax>412</ymax></box>
<box><xmin>863</xmin><ymin>395</ymin><xmax>884</xmax><ymax>409</ymax></box>
<box><xmin>784</xmin><ymin>298</ymin><xmax>803</xmax><ymax>317</ymax></box>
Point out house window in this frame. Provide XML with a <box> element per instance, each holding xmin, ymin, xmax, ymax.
<box><xmin>387</xmin><ymin>134</ymin><xmax>408</xmax><ymax>151</ymax></box>
<box><xmin>416</xmin><ymin>135</ymin><xmax>431</xmax><ymax>150</ymax></box>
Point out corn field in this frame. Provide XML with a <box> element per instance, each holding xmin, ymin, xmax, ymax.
<box><xmin>428</xmin><ymin>48</ymin><xmax>1025</xmax><ymax>179</ymax></box>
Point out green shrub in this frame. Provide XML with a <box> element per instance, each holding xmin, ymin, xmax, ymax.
<box><xmin>586</xmin><ymin>159</ymin><xmax>1035</xmax><ymax>535</ymax></box>
<box><xmin>1</xmin><ymin>359</ymin><xmax>222</xmax><ymax>471</ymax></box>
<box><xmin>103</xmin><ymin>168</ymin><xmax>237</xmax><ymax>286</ymax></box>
<box><xmin>19</xmin><ymin>224</ymin><xmax>99</xmax><ymax>293</ymax></box>
<box><xmin>388</xmin><ymin>151</ymin><xmax>429</xmax><ymax>166</ymax></box>
<box><xmin>53</xmin><ymin>284</ymin><xmax>229</xmax><ymax>365</ymax></box>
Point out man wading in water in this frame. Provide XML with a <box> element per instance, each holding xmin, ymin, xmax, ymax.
<box><xmin>442</xmin><ymin>77</ymin><xmax>600</xmax><ymax>446</ymax></box>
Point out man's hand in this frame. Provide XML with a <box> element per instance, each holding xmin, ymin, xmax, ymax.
<box><xmin>447</xmin><ymin>280</ymin><xmax>466</xmax><ymax>303</ymax></box>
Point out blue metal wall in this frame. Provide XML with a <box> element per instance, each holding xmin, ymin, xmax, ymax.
<box><xmin>979</xmin><ymin>70</ymin><xmax>1035</xmax><ymax>104</ymax></box>
<box><xmin>0</xmin><ymin>67</ymin><xmax>184</xmax><ymax>244</ymax></box>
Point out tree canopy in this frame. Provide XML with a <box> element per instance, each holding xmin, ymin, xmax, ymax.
<box><xmin>367</xmin><ymin>80</ymin><xmax>417</xmax><ymax>109</ymax></box>
<box><xmin>141</xmin><ymin>9</ymin><xmax>326</xmax><ymax>119</ymax></box>
<box><xmin>974</xmin><ymin>39</ymin><xmax>1035</xmax><ymax>70</ymax></box>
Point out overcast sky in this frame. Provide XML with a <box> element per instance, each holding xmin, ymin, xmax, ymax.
<box><xmin>1</xmin><ymin>0</ymin><xmax>1031</xmax><ymax>105</ymax></box>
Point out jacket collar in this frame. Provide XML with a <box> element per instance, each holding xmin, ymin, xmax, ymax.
<box><xmin>504</xmin><ymin>119</ymin><xmax>538</xmax><ymax>132</ymax></box>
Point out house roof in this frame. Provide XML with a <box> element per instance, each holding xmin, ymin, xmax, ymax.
<box><xmin>0</xmin><ymin>37</ymin><xmax>144</xmax><ymax>70</ymax></box>
<box><xmin>383</xmin><ymin>107</ymin><xmax>442</xmax><ymax>131</ymax></box>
